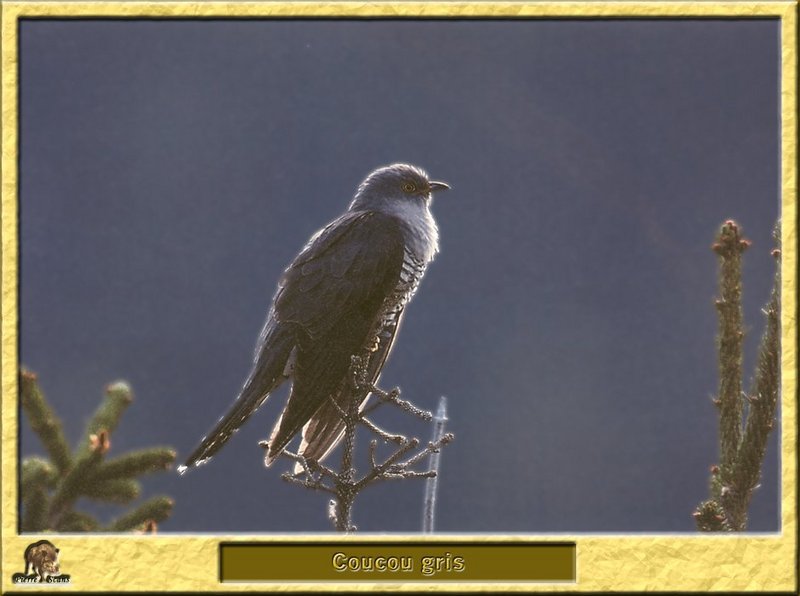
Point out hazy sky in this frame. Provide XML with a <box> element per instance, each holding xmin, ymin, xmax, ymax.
<box><xmin>19</xmin><ymin>18</ymin><xmax>780</xmax><ymax>532</ymax></box>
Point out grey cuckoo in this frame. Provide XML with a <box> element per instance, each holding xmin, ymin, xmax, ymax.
<box><xmin>179</xmin><ymin>163</ymin><xmax>449</xmax><ymax>473</ymax></box>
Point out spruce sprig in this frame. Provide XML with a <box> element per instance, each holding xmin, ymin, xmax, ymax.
<box><xmin>19</xmin><ymin>370</ymin><xmax>176</xmax><ymax>533</ymax></box>
<box><xmin>694</xmin><ymin>220</ymin><xmax>780</xmax><ymax>531</ymax></box>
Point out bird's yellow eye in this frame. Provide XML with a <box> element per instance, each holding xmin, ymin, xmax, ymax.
<box><xmin>402</xmin><ymin>182</ymin><xmax>417</xmax><ymax>193</ymax></box>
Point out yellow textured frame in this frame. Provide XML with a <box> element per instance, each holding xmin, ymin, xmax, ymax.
<box><xmin>1</xmin><ymin>1</ymin><xmax>796</xmax><ymax>592</ymax></box>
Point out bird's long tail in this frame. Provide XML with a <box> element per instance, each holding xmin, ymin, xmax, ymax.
<box><xmin>178</xmin><ymin>323</ymin><xmax>296</xmax><ymax>474</ymax></box>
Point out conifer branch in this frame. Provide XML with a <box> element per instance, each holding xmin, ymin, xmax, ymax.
<box><xmin>58</xmin><ymin>511</ymin><xmax>101</xmax><ymax>532</ymax></box>
<box><xmin>105</xmin><ymin>496</ymin><xmax>174</xmax><ymax>532</ymax></box>
<box><xmin>695</xmin><ymin>220</ymin><xmax>780</xmax><ymax>531</ymax></box>
<box><xmin>21</xmin><ymin>457</ymin><xmax>58</xmax><ymax>491</ymax></box>
<box><xmin>90</xmin><ymin>448</ymin><xmax>176</xmax><ymax>481</ymax></box>
<box><xmin>711</xmin><ymin>220</ymin><xmax>748</xmax><ymax>472</ymax></box>
<box><xmin>47</xmin><ymin>435</ymin><xmax>106</xmax><ymax>528</ymax></box>
<box><xmin>20</xmin><ymin>458</ymin><xmax>53</xmax><ymax>533</ymax></box>
<box><xmin>19</xmin><ymin>371</ymin><xmax>176</xmax><ymax>533</ymax></box>
<box><xmin>19</xmin><ymin>370</ymin><xmax>72</xmax><ymax>473</ymax></box>
<box><xmin>73</xmin><ymin>382</ymin><xmax>132</xmax><ymax>461</ymax></box>
<box><xmin>81</xmin><ymin>479</ymin><xmax>142</xmax><ymax>504</ymax></box>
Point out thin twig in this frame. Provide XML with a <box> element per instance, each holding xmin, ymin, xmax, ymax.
<box><xmin>355</xmin><ymin>438</ymin><xmax>420</xmax><ymax>491</ymax></box>
<box><xmin>368</xmin><ymin>384</ymin><xmax>433</xmax><ymax>421</ymax></box>
<box><xmin>360</xmin><ymin>416</ymin><xmax>406</xmax><ymax>444</ymax></box>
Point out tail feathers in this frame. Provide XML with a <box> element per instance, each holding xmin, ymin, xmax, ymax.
<box><xmin>178</xmin><ymin>324</ymin><xmax>296</xmax><ymax>474</ymax></box>
<box><xmin>264</xmin><ymin>410</ymin><xmax>288</xmax><ymax>467</ymax></box>
<box><xmin>290</xmin><ymin>392</ymin><xmax>371</xmax><ymax>474</ymax></box>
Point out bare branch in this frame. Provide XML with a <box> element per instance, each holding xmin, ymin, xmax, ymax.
<box><xmin>263</xmin><ymin>354</ymin><xmax>454</xmax><ymax>532</ymax></box>
<box><xmin>368</xmin><ymin>384</ymin><xmax>433</xmax><ymax>421</ymax></box>
<box><xmin>360</xmin><ymin>416</ymin><xmax>406</xmax><ymax>444</ymax></box>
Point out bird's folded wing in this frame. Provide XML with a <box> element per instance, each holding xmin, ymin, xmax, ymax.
<box><xmin>296</xmin><ymin>306</ymin><xmax>405</xmax><ymax>469</ymax></box>
<box><xmin>265</xmin><ymin>210</ymin><xmax>406</xmax><ymax>463</ymax></box>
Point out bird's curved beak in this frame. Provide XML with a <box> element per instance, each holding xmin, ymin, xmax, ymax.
<box><xmin>428</xmin><ymin>181</ymin><xmax>450</xmax><ymax>193</ymax></box>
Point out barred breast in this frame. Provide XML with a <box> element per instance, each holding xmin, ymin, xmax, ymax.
<box><xmin>365</xmin><ymin>248</ymin><xmax>427</xmax><ymax>352</ymax></box>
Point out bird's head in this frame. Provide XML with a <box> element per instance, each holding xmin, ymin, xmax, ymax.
<box><xmin>350</xmin><ymin>163</ymin><xmax>450</xmax><ymax>212</ymax></box>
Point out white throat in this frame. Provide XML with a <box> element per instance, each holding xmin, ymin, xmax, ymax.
<box><xmin>383</xmin><ymin>200</ymin><xmax>439</xmax><ymax>264</ymax></box>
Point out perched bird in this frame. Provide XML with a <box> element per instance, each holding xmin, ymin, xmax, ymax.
<box><xmin>179</xmin><ymin>163</ymin><xmax>449</xmax><ymax>474</ymax></box>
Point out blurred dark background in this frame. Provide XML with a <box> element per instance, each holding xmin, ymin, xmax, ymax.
<box><xmin>19</xmin><ymin>19</ymin><xmax>780</xmax><ymax>532</ymax></box>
